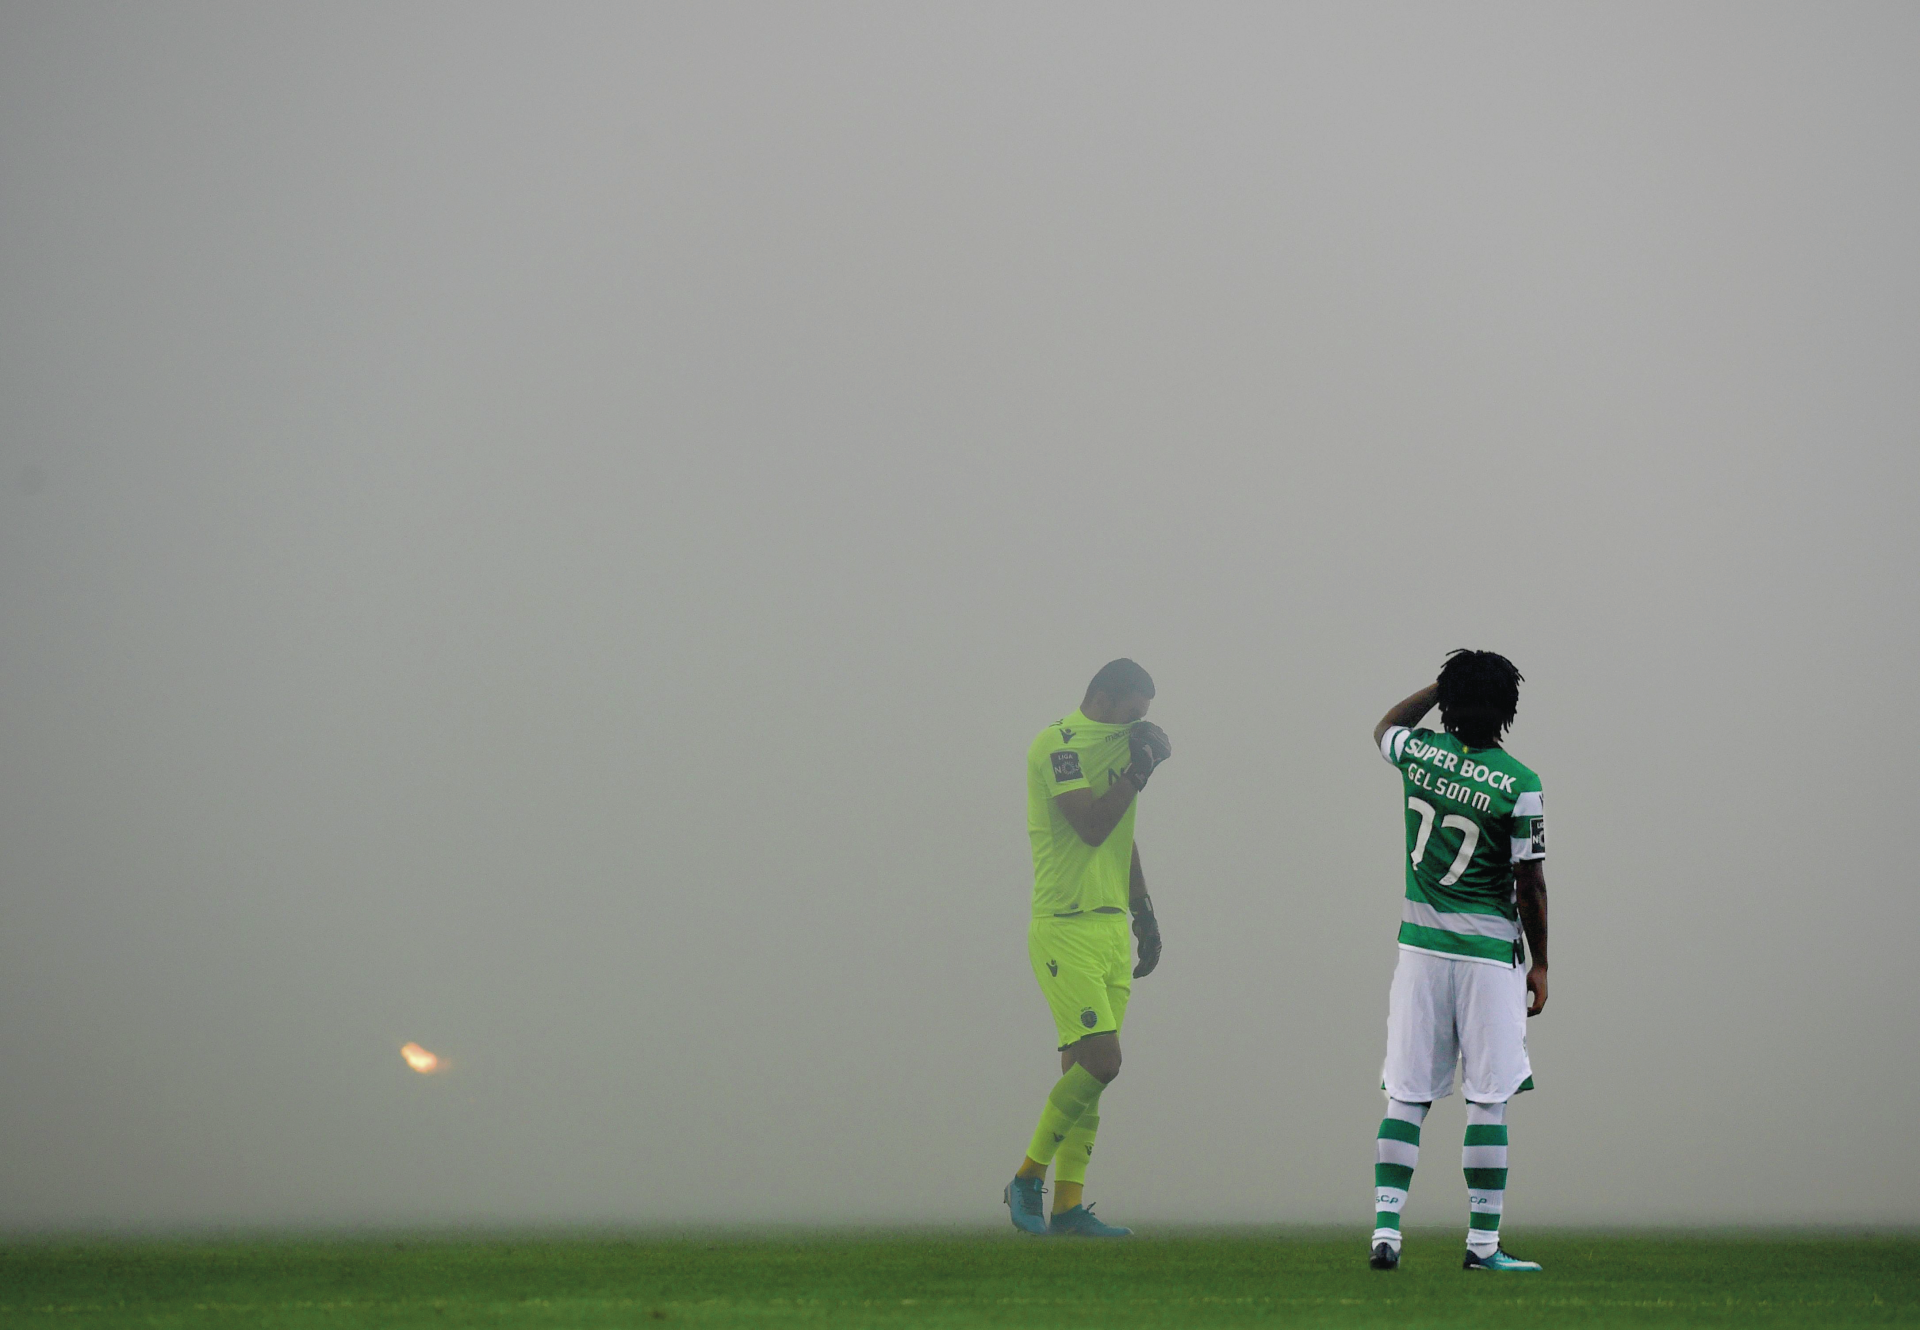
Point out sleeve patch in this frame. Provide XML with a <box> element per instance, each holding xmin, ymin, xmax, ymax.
<box><xmin>1050</xmin><ymin>750</ymin><xmax>1084</xmax><ymax>782</ymax></box>
<box><xmin>1529</xmin><ymin>817</ymin><xmax>1546</xmax><ymax>856</ymax></box>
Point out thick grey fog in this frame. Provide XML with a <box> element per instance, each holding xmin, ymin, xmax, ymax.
<box><xmin>2</xmin><ymin>4</ymin><xmax>1915</xmax><ymax>1229</ymax></box>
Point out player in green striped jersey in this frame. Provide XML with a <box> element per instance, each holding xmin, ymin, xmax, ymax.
<box><xmin>1368</xmin><ymin>650</ymin><xmax>1549</xmax><ymax>1274</ymax></box>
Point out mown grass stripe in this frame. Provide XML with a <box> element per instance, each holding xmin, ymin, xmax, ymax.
<box><xmin>4</xmin><ymin>1233</ymin><xmax>1917</xmax><ymax>1328</ymax></box>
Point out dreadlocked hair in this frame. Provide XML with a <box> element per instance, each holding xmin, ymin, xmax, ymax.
<box><xmin>1435</xmin><ymin>649</ymin><xmax>1523</xmax><ymax>750</ymax></box>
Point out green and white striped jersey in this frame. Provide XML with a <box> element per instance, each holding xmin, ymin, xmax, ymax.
<box><xmin>1379</xmin><ymin>726</ymin><xmax>1545</xmax><ymax>965</ymax></box>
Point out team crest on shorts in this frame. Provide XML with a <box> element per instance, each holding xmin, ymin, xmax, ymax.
<box><xmin>1080</xmin><ymin>1007</ymin><xmax>1098</xmax><ymax>1028</ymax></box>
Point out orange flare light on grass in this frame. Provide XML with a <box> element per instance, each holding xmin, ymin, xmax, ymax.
<box><xmin>400</xmin><ymin>1042</ymin><xmax>441</xmax><ymax>1074</ymax></box>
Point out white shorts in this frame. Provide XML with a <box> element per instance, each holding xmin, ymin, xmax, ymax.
<box><xmin>1381</xmin><ymin>948</ymin><xmax>1533</xmax><ymax>1105</ymax></box>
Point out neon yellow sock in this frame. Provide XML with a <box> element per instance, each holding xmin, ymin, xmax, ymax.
<box><xmin>1053</xmin><ymin>1110</ymin><xmax>1100</xmax><ymax>1215</ymax></box>
<box><xmin>1023</xmin><ymin>1063</ymin><xmax>1104</xmax><ymax>1169</ymax></box>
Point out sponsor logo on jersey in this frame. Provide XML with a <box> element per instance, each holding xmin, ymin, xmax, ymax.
<box><xmin>1046</xmin><ymin>959</ymin><xmax>1058</xmax><ymax>977</ymax></box>
<box><xmin>1403</xmin><ymin>737</ymin><xmax>1519</xmax><ymax>793</ymax></box>
<box><xmin>1080</xmin><ymin>1007</ymin><xmax>1098</xmax><ymax>1028</ymax></box>
<box><xmin>1051</xmin><ymin>750</ymin><xmax>1083</xmax><ymax>782</ymax></box>
<box><xmin>1059</xmin><ymin>727</ymin><xmax>1074</xmax><ymax>744</ymax></box>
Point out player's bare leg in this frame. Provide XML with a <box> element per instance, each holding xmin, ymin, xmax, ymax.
<box><xmin>1064</xmin><ymin>1032</ymin><xmax>1122</xmax><ymax>1081</ymax></box>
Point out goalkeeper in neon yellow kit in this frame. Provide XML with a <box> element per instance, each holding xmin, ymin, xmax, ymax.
<box><xmin>1004</xmin><ymin>658</ymin><xmax>1170</xmax><ymax>1237</ymax></box>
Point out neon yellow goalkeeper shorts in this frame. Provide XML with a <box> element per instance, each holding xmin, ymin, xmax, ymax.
<box><xmin>1028</xmin><ymin>911</ymin><xmax>1132</xmax><ymax>1050</ymax></box>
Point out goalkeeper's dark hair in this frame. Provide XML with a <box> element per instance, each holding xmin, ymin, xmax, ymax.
<box><xmin>1436</xmin><ymin>649</ymin><xmax>1523</xmax><ymax>749</ymax></box>
<box><xmin>1085</xmin><ymin>658</ymin><xmax>1154</xmax><ymax>703</ymax></box>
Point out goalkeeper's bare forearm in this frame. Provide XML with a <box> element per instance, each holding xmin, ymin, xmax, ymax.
<box><xmin>1054</xmin><ymin>779</ymin><xmax>1138</xmax><ymax>847</ymax></box>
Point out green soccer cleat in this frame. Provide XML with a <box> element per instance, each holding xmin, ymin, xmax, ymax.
<box><xmin>1463</xmin><ymin>1247</ymin><xmax>1541</xmax><ymax>1272</ymax></box>
<box><xmin>1049</xmin><ymin>1203</ymin><xmax>1132</xmax><ymax>1237</ymax></box>
<box><xmin>1004</xmin><ymin>1177</ymin><xmax>1049</xmax><ymax>1236</ymax></box>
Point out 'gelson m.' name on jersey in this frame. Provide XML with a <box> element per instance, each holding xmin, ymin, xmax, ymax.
<box><xmin>1379</xmin><ymin>726</ymin><xmax>1545</xmax><ymax>965</ymax></box>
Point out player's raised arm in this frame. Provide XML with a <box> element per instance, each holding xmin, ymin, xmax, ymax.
<box><xmin>1515</xmin><ymin>859</ymin><xmax>1548</xmax><ymax>1015</ymax></box>
<box><xmin>1373</xmin><ymin>682</ymin><xmax>1440</xmax><ymax>751</ymax></box>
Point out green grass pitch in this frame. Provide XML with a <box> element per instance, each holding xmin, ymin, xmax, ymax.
<box><xmin>3</xmin><ymin>1230</ymin><xmax>1915</xmax><ymax>1327</ymax></box>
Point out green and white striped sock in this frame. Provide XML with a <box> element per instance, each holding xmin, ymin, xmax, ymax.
<box><xmin>1463</xmin><ymin>1101</ymin><xmax>1508</xmax><ymax>1256</ymax></box>
<box><xmin>1372</xmin><ymin>1099</ymin><xmax>1427</xmax><ymax>1250</ymax></box>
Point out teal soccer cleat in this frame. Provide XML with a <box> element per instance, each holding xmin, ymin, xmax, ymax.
<box><xmin>1004</xmin><ymin>1177</ymin><xmax>1049</xmax><ymax>1235</ymax></box>
<box><xmin>1049</xmin><ymin>1204</ymin><xmax>1132</xmax><ymax>1237</ymax></box>
<box><xmin>1463</xmin><ymin>1247</ymin><xmax>1541</xmax><ymax>1272</ymax></box>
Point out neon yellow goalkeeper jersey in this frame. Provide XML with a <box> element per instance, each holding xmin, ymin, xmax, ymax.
<box><xmin>1027</xmin><ymin>711</ymin><xmax>1136</xmax><ymax>919</ymax></box>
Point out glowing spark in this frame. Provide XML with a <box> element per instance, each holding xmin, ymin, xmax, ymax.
<box><xmin>400</xmin><ymin>1042</ymin><xmax>441</xmax><ymax>1074</ymax></box>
